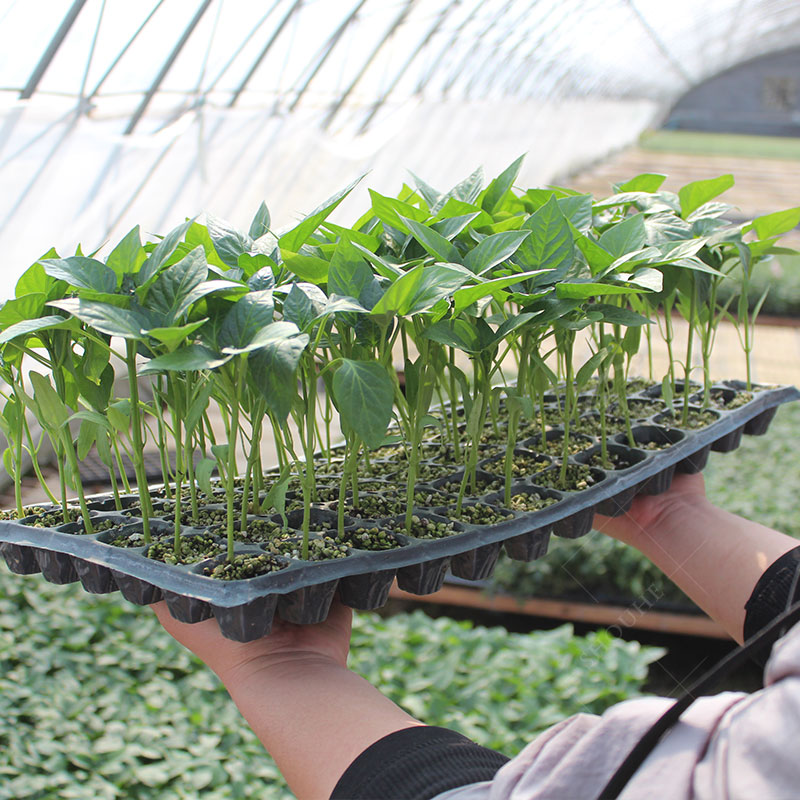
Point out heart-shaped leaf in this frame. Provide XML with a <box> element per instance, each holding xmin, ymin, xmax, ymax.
<box><xmin>40</xmin><ymin>257</ymin><xmax>117</xmax><ymax>295</ymax></box>
<box><xmin>331</xmin><ymin>359</ymin><xmax>394</xmax><ymax>449</ymax></box>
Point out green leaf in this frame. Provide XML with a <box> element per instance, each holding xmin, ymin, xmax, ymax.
<box><xmin>555</xmin><ymin>281</ymin><xmax>641</xmax><ymax>300</ymax></box>
<box><xmin>370</xmin><ymin>264</ymin><xmax>469</xmax><ymax>317</ymax></box>
<box><xmin>195</xmin><ymin>458</ymin><xmax>217</xmax><ymax>497</ymax></box>
<box><xmin>403</xmin><ymin>357</ymin><xmax>419</xmax><ymax>409</ymax></box>
<box><xmin>408</xmin><ymin>171</ymin><xmax>442</xmax><ymax>210</ymax></box>
<box><xmin>488</xmin><ymin>312</ymin><xmax>540</xmax><ymax>349</ymax></box>
<box><xmin>368</xmin><ymin>190</ymin><xmax>428</xmax><ymax>234</ymax></box>
<box><xmin>192</xmin><ymin>278</ymin><xmax>249</xmax><ymax>305</ymax></box>
<box><xmin>430</xmin><ymin>211</ymin><xmax>481</xmax><ymax>240</ymax></box>
<box><xmin>137</xmin><ymin>219</ymin><xmax>194</xmax><ymax>288</ymax></box>
<box><xmin>557</xmin><ymin>194</ymin><xmax>593</xmax><ymax>232</ymax></box>
<box><xmin>517</xmin><ymin>197</ymin><xmax>574</xmax><ymax>274</ymax></box>
<box><xmin>324</xmin><ymin>295</ymin><xmax>368</xmax><ymax>316</ymax></box>
<box><xmin>280</xmin><ymin>177</ymin><xmax>362</xmax><ymax>251</ymax></box>
<box><xmin>401</xmin><ymin>217</ymin><xmax>462</xmax><ymax>263</ymax></box>
<box><xmin>575</xmin><ymin>348</ymin><xmax>609</xmax><ymax>390</ymax></box>
<box><xmin>687</xmin><ymin>201</ymin><xmax>735</xmax><ymax>222</ymax></box>
<box><xmin>664</xmin><ymin>256</ymin><xmax>724</xmax><ymax>277</ymax></box>
<box><xmin>448</xmin><ymin>166</ymin><xmax>484</xmax><ymax>204</ymax></box>
<box><xmin>106</xmin><ymin>400</ymin><xmax>130</xmax><ymax>432</ymax></box>
<box><xmin>47</xmin><ymin>299</ymin><xmax>150</xmax><ymax>340</ymax></box>
<box><xmin>626</xmin><ymin>268</ymin><xmax>663</xmax><ymax>292</ymax></box>
<box><xmin>106</xmin><ymin>226</ymin><xmax>146</xmax><ymax>279</ymax></box>
<box><xmin>76</xmin><ymin>417</ymin><xmax>97</xmax><ymax>460</ymax></box>
<box><xmin>747</xmin><ymin>207</ymin><xmax>800</xmax><ymax>240</ymax></box>
<box><xmin>240</xmin><ymin>253</ymin><xmax>277</xmax><ymax>281</ymax></box>
<box><xmin>0</xmin><ymin>294</ymin><xmax>47</xmax><ymax>331</ymax></box>
<box><xmin>328</xmin><ymin>238</ymin><xmax>374</xmax><ymax>301</ymax></box>
<box><xmin>332</xmin><ymin>359</ymin><xmax>394</xmax><ymax>449</ymax></box>
<box><xmin>95</xmin><ymin>429</ymin><xmax>113</xmax><ymax>468</ymax></box>
<box><xmin>249</xmin><ymin>202</ymin><xmax>271</xmax><ymax>239</ymax></box>
<box><xmin>0</xmin><ymin>315</ymin><xmax>75</xmax><ymax>345</ymax></box>
<box><xmin>573</xmin><ymin>230</ymin><xmax>615</xmax><ymax>275</ymax></box>
<box><xmin>146</xmin><ymin>246</ymin><xmax>208</xmax><ymax>323</ymax></box>
<box><xmin>40</xmin><ymin>257</ymin><xmax>116</xmax><ymax>294</ymax></box>
<box><xmin>529</xmin><ymin>349</ymin><xmax>558</xmax><ymax>387</ymax></box>
<box><xmin>2</xmin><ymin>447</ymin><xmax>15</xmax><ymax>479</ymax></box>
<box><xmin>423</xmin><ymin>317</ymin><xmax>494</xmax><ymax>354</ymax></box>
<box><xmin>217</xmin><ymin>291</ymin><xmax>275</xmax><ymax>352</ymax></box>
<box><xmin>435</xmin><ymin>198</ymin><xmax>492</xmax><ymax>228</ymax></box>
<box><xmin>29</xmin><ymin>372</ymin><xmax>70</xmax><ymax>430</ymax></box>
<box><xmin>464</xmin><ymin>230</ymin><xmax>531</xmax><ymax>274</ymax></box>
<box><xmin>0</xmin><ymin>397</ymin><xmax>21</xmax><ymax>440</ymax></box>
<box><xmin>320</xmin><ymin>221</ymin><xmax>380</xmax><ymax>251</ymax></box>
<box><xmin>481</xmin><ymin>154</ymin><xmax>524</xmax><ymax>213</ymax></box>
<box><xmin>598</xmin><ymin>214</ymin><xmax>647</xmax><ymax>258</ymax></box>
<box><xmin>67</xmin><ymin>361</ymin><xmax>112</xmax><ymax>413</ymax></box>
<box><xmin>590</xmin><ymin>304</ymin><xmax>652</xmax><ymax>326</ymax></box>
<box><xmin>248</xmin><ymin>325</ymin><xmax>308</xmax><ymax>422</ymax></box>
<box><xmin>69</xmin><ymin>410</ymin><xmax>112</xmax><ymax>434</ymax></box>
<box><xmin>139</xmin><ymin>345</ymin><xmax>231</xmax><ymax>374</ymax></box>
<box><xmin>228</xmin><ymin>319</ymin><xmax>304</xmax><ymax>356</ymax></box>
<box><xmin>247</xmin><ymin>266</ymin><xmax>276</xmax><ymax>292</ymax></box>
<box><xmin>184</xmin><ymin>380</ymin><xmax>215</xmax><ymax>435</ymax></box>
<box><xmin>524</xmin><ymin>188</ymin><xmax>557</xmax><ymax>211</ymax></box>
<box><xmin>615</xmin><ymin>173</ymin><xmax>667</xmax><ymax>193</ymax></box>
<box><xmin>261</xmin><ymin>465</ymin><xmax>291</xmax><ymax>518</ymax></box>
<box><xmin>283</xmin><ymin>283</ymin><xmax>328</xmax><ymax>331</ymax></box>
<box><xmin>352</xmin><ymin>243</ymin><xmax>403</xmax><ymax>279</ymax></box>
<box><xmin>14</xmin><ymin>248</ymin><xmax>59</xmax><ymax>297</ymax></box>
<box><xmin>678</xmin><ymin>174</ymin><xmax>734</xmax><ymax>219</ymax></box>
<box><xmin>280</xmin><ymin>249</ymin><xmax>330</xmax><ymax>283</ymax></box>
<box><xmin>211</xmin><ymin>443</ymin><xmax>230</xmax><ymax>465</ymax></box>
<box><xmin>207</xmin><ymin>214</ymin><xmax>253</xmax><ymax>269</ymax></box>
<box><xmin>452</xmin><ymin>271</ymin><xmax>549</xmax><ymax>314</ymax></box>
<box><xmin>145</xmin><ymin>319</ymin><xmax>207</xmax><ymax>351</ymax></box>
<box><xmin>622</xmin><ymin>323</ymin><xmax>642</xmax><ymax>357</ymax></box>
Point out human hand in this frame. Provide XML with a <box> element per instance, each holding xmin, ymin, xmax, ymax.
<box><xmin>154</xmin><ymin>597</ymin><xmax>419</xmax><ymax>800</ymax></box>
<box><xmin>593</xmin><ymin>471</ymin><xmax>709</xmax><ymax>547</ymax></box>
<box><xmin>153</xmin><ymin>596</ymin><xmax>353</xmax><ymax>684</ymax></box>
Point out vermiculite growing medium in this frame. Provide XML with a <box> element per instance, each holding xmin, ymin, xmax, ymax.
<box><xmin>1</xmin><ymin>159</ymin><xmax>798</xmax><ymax>640</ymax></box>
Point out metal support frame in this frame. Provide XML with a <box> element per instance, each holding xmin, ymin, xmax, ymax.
<box><xmin>123</xmin><ymin>0</ymin><xmax>214</xmax><ymax>135</ymax></box>
<box><xmin>322</xmin><ymin>0</ymin><xmax>417</xmax><ymax>130</ymax></box>
<box><xmin>358</xmin><ymin>0</ymin><xmax>463</xmax><ymax>133</ymax></box>
<box><xmin>20</xmin><ymin>0</ymin><xmax>89</xmax><ymax>99</ymax></box>
<box><xmin>621</xmin><ymin>0</ymin><xmax>693</xmax><ymax>86</ymax></box>
<box><xmin>228</xmin><ymin>0</ymin><xmax>303</xmax><ymax>108</ymax></box>
<box><xmin>287</xmin><ymin>0</ymin><xmax>370</xmax><ymax>113</ymax></box>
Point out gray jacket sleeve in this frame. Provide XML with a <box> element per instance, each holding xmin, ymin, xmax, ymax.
<box><xmin>434</xmin><ymin>621</ymin><xmax>800</xmax><ymax>800</ymax></box>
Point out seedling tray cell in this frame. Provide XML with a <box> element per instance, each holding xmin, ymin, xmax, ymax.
<box><xmin>1</xmin><ymin>384</ymin><xmax>797</xmax><ymax>642</ymax></box>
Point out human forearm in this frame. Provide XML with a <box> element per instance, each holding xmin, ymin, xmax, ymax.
<box><xmin>219</xmin><ymin>653</ymin><xmax>423</xmax><ymax>800</ymax></box>
<box><xmin>597</xmin><ymin>488</ymin><xmax>797</xmax><ymax>642</ymax></box>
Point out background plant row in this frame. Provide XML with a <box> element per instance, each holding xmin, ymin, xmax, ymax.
<box><xmin>0</xmin><ymin>574</ymin><xmax>662</xmax><ymax>800</ymax></box>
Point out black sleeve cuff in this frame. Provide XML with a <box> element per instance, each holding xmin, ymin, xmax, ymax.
<box><xmin>330</xmin><ymin>725</ymin><xmax>509</xmax><ymax>800</ymax></box>
<box><xmin>743</xmin><ymin>545</ymin><xmax>800</xmax><ymax>660</ymax></box>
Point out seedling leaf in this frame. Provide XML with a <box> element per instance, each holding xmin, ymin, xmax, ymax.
<box><xmin>332</xmin><ymin>359</ymin><xmax>394</xmax><ymax>449</ymax></box>
<box><xmin>678</xmin><ymin>174</ymin><xmax>734</xmax><ymax>219</ymax></box>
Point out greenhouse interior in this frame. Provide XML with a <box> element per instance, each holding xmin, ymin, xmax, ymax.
<box><xmin>1</xmin><ymin>1</ymin><xmax>800</xmax><ymax>797</ymax></box>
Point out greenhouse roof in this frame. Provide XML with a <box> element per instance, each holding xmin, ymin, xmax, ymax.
<box><xmin>1</xmin><ymin>0</ymin><xmax>799</xmax><ymax>280</ymax></box>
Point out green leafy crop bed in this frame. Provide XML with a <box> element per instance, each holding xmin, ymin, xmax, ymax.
<box><xmin>0</xmin><ymin>577</ymin><xmax>661</xmax><ymax>799</ymax></box>
<box><xmin>488</xmin><ymin>400</ymin><xmax>800</xmax><ymax>607</ymax></box>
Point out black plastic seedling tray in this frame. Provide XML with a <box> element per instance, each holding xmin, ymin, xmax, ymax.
<box><xmin>1</xmin><ymin>381</ymin><xmax>797</xmax><ymax>642</ymax></box>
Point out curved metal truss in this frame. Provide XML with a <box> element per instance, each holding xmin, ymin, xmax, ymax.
<box><xmin>3</xmin><ymin>0</ymin><xmax>800</xmax><ymax>133</ymax></box>
<box><xmin>1</xmin><ymin>0</ymin><xmax>798</xmax><ymax>276</ymax></box>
